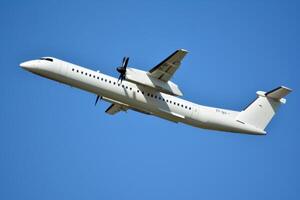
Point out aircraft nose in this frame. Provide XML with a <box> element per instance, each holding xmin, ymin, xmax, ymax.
<box><xmin>20</xmin><ymin>60</ymin><xmax>37</xmax><ymax>71</ymax></box>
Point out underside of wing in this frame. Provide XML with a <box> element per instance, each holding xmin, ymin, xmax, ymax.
<box><xmin>148</xmin><ymin>49</ymin><xmax>188</xmax><ymax>82</ymax></box>
<box><xmin>105</xmin><ymin>103</ymin><xmax>128</xmax><ymax>115</ymax></box>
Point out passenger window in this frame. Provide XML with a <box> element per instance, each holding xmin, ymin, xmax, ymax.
<box><xmin>77</xmin><ymin>70</ymin><xmax>79</xmax><ymax>72</ymax></box>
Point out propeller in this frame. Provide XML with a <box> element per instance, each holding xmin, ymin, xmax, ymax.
<box><xmin>95</xmin><ymin>57</ymin><xmax>129</xmax><ymax>106</ymax></box>
<box><xmin>117</xmin><ymin>57</ymin><xmax>129</xmax><ymax>83</ymax></box>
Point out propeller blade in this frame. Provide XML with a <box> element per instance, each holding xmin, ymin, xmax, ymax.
<box><xmin>124</xmin><ymin>57</ymin><xmax>129</xmax><ymax>69</ymax></box>
<box><xmin>122</xmin><ymin>57</ymin><xmax>126</xmax><ymax>68</ymax></box>
<box><xmin>118</xmin><ymin>74</ymin><xmax>124</xmax><ymax>83</ymax></box>
<box><xmin>95</xmin><ymin>95</ymin><xmax>100</xmax><ymax>106</ymax></box>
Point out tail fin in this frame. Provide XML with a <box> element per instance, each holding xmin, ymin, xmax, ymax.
<box><xmin>236</xmin><ymin>86</ymin><xmax>292</xmax><ymax>131</ymax></box>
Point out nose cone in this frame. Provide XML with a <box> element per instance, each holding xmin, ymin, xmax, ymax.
<box><xmin>20</xmin><ymin>61</ymin><xmax>29</xmax><ymax>68</ymax></box>
<box><xmin>20</xmin><ymin>60</ymin><xmax>37</xmax><ymax>71</ymax></box>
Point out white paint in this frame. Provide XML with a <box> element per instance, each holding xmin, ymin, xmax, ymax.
<box><xmin>20</xmin><ymin>55</ymin><xmax>292</xmax><ymax>135</ymax></box>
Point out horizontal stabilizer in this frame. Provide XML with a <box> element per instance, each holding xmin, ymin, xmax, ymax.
<box><xmin>265</xmin><ymin>86</ymin><xmax>292</xmax><ymax>100</ymax></box>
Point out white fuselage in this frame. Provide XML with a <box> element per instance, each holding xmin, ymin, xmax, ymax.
<box><xmin>20</xmin><ymin>58</ymin><xmax>266</xmax><ymax>135</ymax></box>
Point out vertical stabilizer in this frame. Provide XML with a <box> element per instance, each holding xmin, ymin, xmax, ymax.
<box><xmin>236</xmin><ymin>86</ymin><xmax>292</xmax><ymax>131</ymax></box>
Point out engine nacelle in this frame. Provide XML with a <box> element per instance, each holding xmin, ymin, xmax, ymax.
<box><xmin>125</xmin><ymin>68</ymin><xmax>183</xmax><ymax>96</ymax></box>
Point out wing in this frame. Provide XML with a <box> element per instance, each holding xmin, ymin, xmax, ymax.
<box><xmin>148</xmin><ymin>49</ymin><xmax>188</xmax><ymax>82</ymax></box>
<box><xmin>105</xmin><ymin>103</ymin><xmax>128</xmax><ymax>115</ymax></box>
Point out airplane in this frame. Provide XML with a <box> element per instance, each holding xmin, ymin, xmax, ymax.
<box><xmin>20</xmin><ymin>49</ymin><xmax>292</xmax><ymax>135</ymax></box>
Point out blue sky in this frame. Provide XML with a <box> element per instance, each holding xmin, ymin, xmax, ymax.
<box><xmin>1</xmin><ymin>0</ymin><xmax>299</xmax><ymax>199</ymax></box>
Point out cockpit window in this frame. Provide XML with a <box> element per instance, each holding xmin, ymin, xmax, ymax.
<box><xmin>40</xmin><ymin>57</ymin><xmax>53</xmax><ymax>62</ymax></box>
